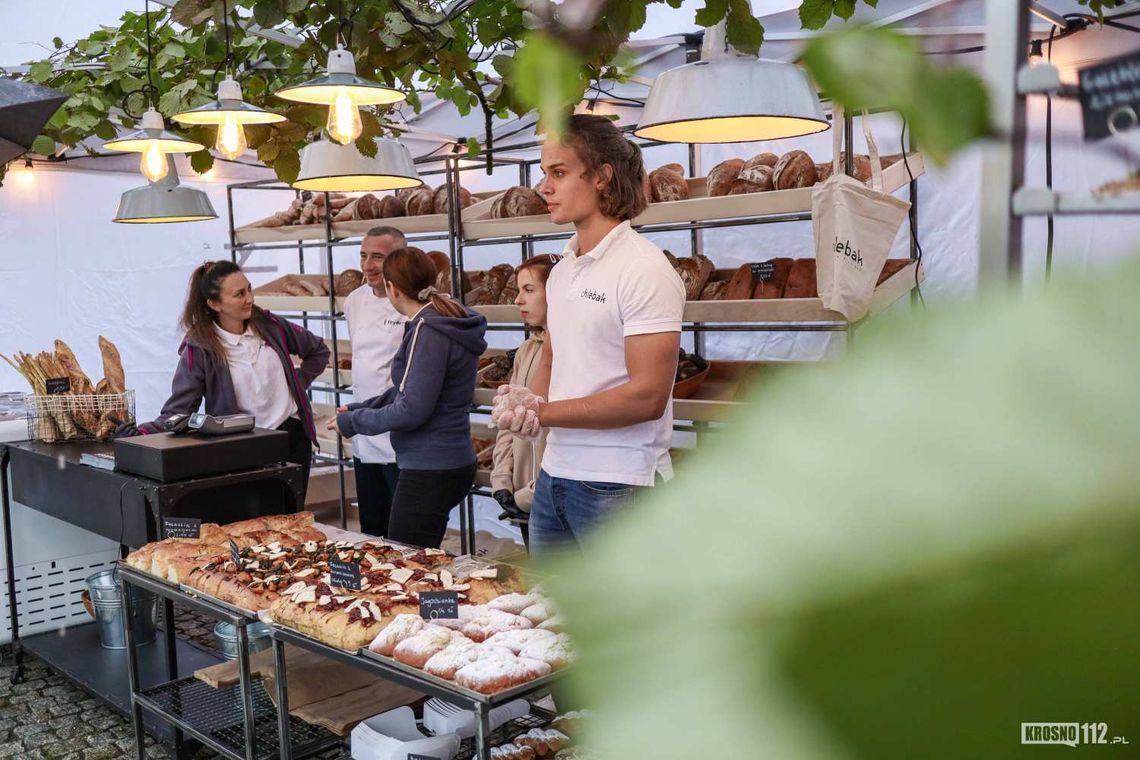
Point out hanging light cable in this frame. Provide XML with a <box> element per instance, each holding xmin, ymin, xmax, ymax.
<box><xmin>173</xmin><ymin>0</ymin><xmax>284</xmax><ymax>158</ymax></box>
<box><xmin>103</xmin><ymin>0</ymin><xmax>204</xmax><ymax>179</ymax></box>
<box><xmin>273</xmin><ymin>1</ymin><xmax>404</xmax><ymax>144</ymax></box>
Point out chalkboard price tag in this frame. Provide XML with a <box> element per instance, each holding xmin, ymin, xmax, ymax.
<box><xmin>162</xmin><ymin>517</ymin><xmax>201</xmax><ymax>539</ymax></box>
<box><xmin>45</xmin><ymin>377</ymin><xmax>71</xmax><ymax>395</ymax></box>
<box><xmin>419</xmin><ymin>591</ymin><xmax>459</xmax><ymax>620</ymax></box>
<box><xmin>1079</xmin><ymin>50</ymin><xmax>1140</xmax><ymax>141</ymax></box>
<box><xmin>329</xmin><ymin>559</ymin><xmax>362</xmax><ymax>591</ymax></box>
<box><xmin>229</xmin><ymin>539</ymin><xmax>241</xmax><ymax>567</ymax></box>
<box><xmin>751</xmin><ymin>261</ymin><xmax>776</xmax><ymax>284</ymax></box>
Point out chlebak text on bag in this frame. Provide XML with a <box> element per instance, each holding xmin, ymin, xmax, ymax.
<box><xmin>835</xmin><ymin>237</ymin><xmax>864</xmax><ymax>267</ymax></box>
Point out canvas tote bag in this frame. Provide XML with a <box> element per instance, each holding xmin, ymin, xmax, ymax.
<box><xmin>813</xmin><ymin>106</ymin><xmax>911</xmax><ymax>321</ymax></box>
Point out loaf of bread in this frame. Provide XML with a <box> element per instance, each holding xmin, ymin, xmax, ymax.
<box><xmin>707</xmin><ymin>158</ymin><xmax>745</xmax><ymax>197</ymax></box>
<box><xmin>433</xmin><ymin>185</ymin><xmax>474</xmax><ymax>215</ymax></box>
<box><xmin>745</xmin><ymin>152</ymin><xmax>779</xmax><ymax>170</ymax></box>
<box><xmin>427</xmin><ymin>251</ymin><xmax>452</xmax><ymax>295</ymax></box>
<box><xmin>751</xmin><ymin>257</ymin><xmax>794</xmax><ymax>299</ymax></box>
<box><xmin>378</xmin><ymin>194</ymin><xmax>406</xmax><ymax>218</ymax></box>
<box><xmin>498</xmin><ymin>271</ymin><xmax>519</xmax><ymax>304</ymax></box>
<box><xmin>296</xmin><ymin>279</ymin><xmax>328</xmax><ymax>297</ymax></box>
<box><xmin>649</xmin><ymin>166</ymin><xmax>689</xmax><ymax>203</ymax></box>
<box><xmin>97</xmin><ymin>336</ymin><xmax>125</xmax><ymax>394</ymax></box>
<box><xmin>815</xmin><ymin>163</ymin><xmax>833</xmax><ymax>183</ymax></box>
<box><xmin>466</xmin><ymin>263</ymin><xmax>513</xmax><ymax>304</ymax></box>
<box><xmin>404</xmin><ymin>187</ymin><xmax>436</xmax><ymax>216</ymax></box>
<box><xmin>700</xmin><ymin>279</ymin><xmax>728</xmax><ymax>301</ymax></box>
<box><xmin>490</xmin><ymin>187</ymin><xmax>547</xmax><ymax>218</ymax></box>
<box><xmin>773</xmin><ymin>150</ymin><xmax>818</xmax><ymax>190</ymax></box>
<box><xmin>53</xmin><ymin>340</ymin><xmax>93</xmax><ymax>395</ymax></box>
<box><xmin>728</xmin><ymin>165</ymin><xmax>773</xmax><ymax>195</ymax></box>
<box><xmin>335</xmin><ymin>269</ymin><xmax>364</xmax><ymax>296</ymax></box>
<box><xmin>723</xmin><ymin>264</ymin><xmax>755</xmax><ymax>300</ymax></box>
<box><xmin>282</xmin><ymin>281</ymin><xmax>310</xmax><ymax>297</ymax></box>
<box><xmin>676</xmin><ymin>255</ymin><xmax>714</xmax><ymax>301</ymax></box>
<box><xmin>784</xmin><ymin>258</ymin><xmax>818</xmax><ymax>298</ymax></box>
<box><xmin>662</xmin><ymin>250</ymin><xmax>679</xmax><ymax>269</ymax></box>
<box><xmin>333</xmin><ymin>193</ymin><xmax>384</xmax><ymax>222</ymax></box>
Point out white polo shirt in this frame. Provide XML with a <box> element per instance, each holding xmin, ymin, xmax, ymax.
<box><xmin>214</xmin><ymin>324</ymin><xmax>296</xmax><ymax>430</ymax></box>
<box><xmin>344</xmin><ymin>284</ymin><xmax>407</xmax><ymax>463</ymax></box>
<box><xmin>542</xmin><ymin>220</ymin><xmax>685</xmax><ymax>486</ymax></box>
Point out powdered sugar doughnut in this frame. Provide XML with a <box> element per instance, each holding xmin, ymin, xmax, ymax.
<box><xmin>453</xmin><ymin>652</ymin><xmax>551</xmax><ymax>694</ymax></box>
<box><xmin>461</xmin><ymin>609</ymin><xmax>533</xmax><ymax>642</ymax></box>
<box><xmin>491</xmin><ymin>744</ymin><xmax>536</xmax><ymax>760</ymax></box>
<box><xmin>519</xmin><ymin>633</ymin><xmax>575</xmax><ymax>670</ymax></box>
<box><xmin>483</xmin><ymin>628</ymin><xmax>558</xmax><ymax>655</ymax></box>
<box><xmin>520</xmin><ymin>601</ymin><xmax>557</xmax><ymax>625</ymax></box>
<box><xmin>368</xmin><ymin>613</ymin><xmax>425</xmax><ymax>655</ymax></box>
<box><xmin>486</xmin><ymin>592</ymin><xmax>541</xmax><ymax>615</ymax></box>
<box><xmin>423</xmin><ymin>636</ymin><xmax>480</xmax><ymax>679</ymax></box>
<box><xmin>515</xmin><ymin>728</ymin><xmax>571</xmax><ymax>756</ymax></box>
<box><xmin>393</xmin><ymin>625</ymin><xmax>454</xmax><ymax>668</ymax></box>
<box><xmin>431</xmin><ymin>604</ymin><xmax>484</xmax><ymax>631</ymax></box>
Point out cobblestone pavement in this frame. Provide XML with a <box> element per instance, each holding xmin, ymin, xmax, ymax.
<box><xmin>0</xmin><ymin>605</ymin><xmax>345</xmax><ymax>759</ymax></box>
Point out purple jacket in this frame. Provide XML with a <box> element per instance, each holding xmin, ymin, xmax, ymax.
<box><xmin>139</xmin><ymin>309</ymin><xmax>330</xmax><ymax>443</ymax></box>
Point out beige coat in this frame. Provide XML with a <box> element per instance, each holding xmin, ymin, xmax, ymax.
<box><xmin>489</xmin><ymin>334</ymin><xmax>548</xmax><ymax>511</ymax></box>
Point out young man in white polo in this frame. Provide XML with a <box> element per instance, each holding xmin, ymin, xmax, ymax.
<box><xmin>492</xmin><ymin>114</ymin><xmax>684</xmax><ymax>554</ymax></box>
<box><xmin>344</xmin><ymin>225</ymin><xmax>408</xmax><ymax>536</ymax></box>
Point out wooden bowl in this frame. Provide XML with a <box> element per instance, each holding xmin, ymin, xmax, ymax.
<box><xmin>672</xmin><ymin>365</ymin><xmax>710</xmax><ymax>399</ymax></box>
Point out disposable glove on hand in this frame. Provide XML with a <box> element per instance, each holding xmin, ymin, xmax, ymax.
<box><xmin>491</xmin><ymin>385</ymin><xmax>543</xmax><ymax>436</ymax></box>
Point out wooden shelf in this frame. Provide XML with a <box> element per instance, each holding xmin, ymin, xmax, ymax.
<box><xmin>461</xmin><ymin>153</ymin><xmax>924</xmax><ymax>240</ymax></box>
<box><xmin>472</xmin><ymin>261</ymin><xmax>922</xmax><ymax>325</ymax></box>
<box><xmin>233</xmin><ymin>213</ymin><xmax>450</xmax><ymax>245</ymax></box>
<box><xmin>1013</xmin><ymin>186</ymin><xmax>1140</xmax><ymax>216</ymax></box>
<box><xmin>257</xmin><ymin>294</ymin><xmax>346</xmax><ymax>313</ymax></box>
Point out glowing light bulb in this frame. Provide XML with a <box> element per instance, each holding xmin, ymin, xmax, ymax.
<box><xmin>215</xmin><ymin>114</ymin><xmax>248</xmax><ymax>159</ymax></box>
<box><xmin>327</xmin><ymin>87</ymin><xmax>362</xmax><ymax>145</ymax></box>
<box><xmin>140</xmin><ymin>141</ymin><xmax>168</xmax><ymax>182</ymax></box>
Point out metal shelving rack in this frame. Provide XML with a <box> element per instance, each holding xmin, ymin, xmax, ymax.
<box><xmin>222</xmin><ymin>112</ymin><xmax>923</xmax><ymax>553</ymax></box>
<box><xmin>440</xmin><ymin>112</ymin><xmax>925</xmax><ymax>549</ymax></box>
<box><xmin>225</xmin><ymin>163</ymin><xmax>454</xmax><ymax>531</ymax></box>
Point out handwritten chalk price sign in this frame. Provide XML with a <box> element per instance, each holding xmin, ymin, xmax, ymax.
<box><xmin>328</xmin><ymin>559</ymin><xmax>362</xmax><ymax>591</ymax></box>
<box><xmin>419</xmin><ymin>591</ymin><xmax>459</xmax><ymax>620</ymax></box>
<box><xmin>1079</xmin><ymin>50</ymin><xmax>1140</xmax><ymax>140</ymax></box>
<box><xmin>162</xmin><ymin>517</ymin><xmax>201</xmax><ymax>539</ymax></box>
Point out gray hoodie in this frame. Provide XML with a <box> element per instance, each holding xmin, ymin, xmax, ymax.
<box><xmin>338</xmin><ymin>303</ymin><xmax>488</xmax><ymax>470</ymax></box>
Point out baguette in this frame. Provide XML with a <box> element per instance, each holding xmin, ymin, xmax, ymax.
<box><xmin>53</xmin><ymin>340</ymin><xmax>94</xmax><ymax>395</ymax></box>
<box><xmin>98</xmin><ymin>336</ymin><xmax>125</xmax><ymax>394</ymax></box>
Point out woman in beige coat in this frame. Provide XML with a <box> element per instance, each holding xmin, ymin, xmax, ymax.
<box><xmin>491</xmin><ymin>255</ymin><xmax>559</xmax><ymax>519</ymax></box>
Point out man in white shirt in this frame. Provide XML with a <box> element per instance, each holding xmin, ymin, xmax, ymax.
<box><xmin>344</xmin><ymin>226</ymin><xmax>408</xmax><ymax>536</ymax></box>
<box><xmin>492</xmin><ymin>115</ymin><xmax>684</xmax><ymax>554</ymax></box>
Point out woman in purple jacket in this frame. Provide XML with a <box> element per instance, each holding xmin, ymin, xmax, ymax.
<box><xmin>136</xmin><ymin>260</ymin><xmax>330</xmax><ymax>496</ymax></box>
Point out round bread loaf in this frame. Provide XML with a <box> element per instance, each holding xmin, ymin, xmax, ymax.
<box><xmin>433</xmin><ymin>185</ymin><xmax>474</xmax><ymax>214</ymax></box>
<box><xmin>649</xmin><ymin>166</ymin><xmax>689</xmax><ymax>203</ymax></box>
<box><xmin>378</xmin><ymin>194</ymin><xmax>406</xmax><ymax>217</ymax></box>
<box><xmin>353</xmin><ymin>193</ymin><xmax>382</xmax><ymax>220</ymax></box>
<box><xmin>773</xmin><ymin>150</ymin><xmax>818</xmax><ymax>190</ymax></box>
<box><xmin>492</xmin><ymin>186</ymin><xmax>547</xmax><ymax>218</ymax></box>
<box><xmin>815</xmin><ymin>163</ymin><xmax>833</xmax><ymax>183</ymax></box>
<box><xmin>404</xmin><ymin>187</ymin><xmax>436</xmax><ymax>215</ymax></box>
<box><xmin>744</xmin><ymin>152</ymin><xmax>778</xmax><ymax>170</ymax></box>
<box><xmin>707</xmin><ymin>158</ymin><xmax>745</xmax><ymax>197</ymax></box>
<box><xmin>335</xmin><ymin>269</ymin><xmax>364</xmax><ymax>296</ymax></box>
<box><xmin>728</xmin><ymin>164</ymin><xmax>773</xmax><ymax>195</ymax></box>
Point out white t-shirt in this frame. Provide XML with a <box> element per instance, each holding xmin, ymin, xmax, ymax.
<box><xmin>344</xmin><ymin>284</ymin><xmax>407</xmax><ymax>463</ymax></box>
<box><xmin>542</xmin><ymin>220</ymin><xmax>685</xmax><ymax>486</ymax></box>
<box><xmin>214</xmin><ymin>324</ymin><xmax>296</xmax><ymax>430</ymax></box>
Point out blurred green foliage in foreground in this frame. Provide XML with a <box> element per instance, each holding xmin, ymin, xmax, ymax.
<box><xmin>546</xmin><ymin>259</ymin><xmax>1140</xmax><ymax>758</ymax></box>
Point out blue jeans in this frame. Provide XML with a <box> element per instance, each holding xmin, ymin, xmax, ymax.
<box><xmin>528</xmin><ymin>469</ymin><xmax>642</xmax><ymax>555</ymax></box>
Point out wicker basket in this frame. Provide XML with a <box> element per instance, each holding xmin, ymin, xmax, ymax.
<box><xmin>25</xmin><ymin>390</ymin><xmax>136</xmax><ymax>443</ymax></box>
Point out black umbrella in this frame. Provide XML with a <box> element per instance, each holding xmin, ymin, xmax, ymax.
<box><xmin>0</xmin><ymin>78</ymin><xmax>68</xmax><ymax>164</ymax></box>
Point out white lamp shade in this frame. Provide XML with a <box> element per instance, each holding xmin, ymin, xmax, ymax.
<box><xmin>113</xmin><ymin>156</ymin><xmax>217</xmax><ymax>223</ymax></box>
<box><xmin>635</xmin><ymin>57</ymin><xmax>829</xmax><ymax>144</ymax></box>
<box><xmin>293</xmin><ymin>138</ymin><xmax>422</xmax><ymax>192</ymax></box>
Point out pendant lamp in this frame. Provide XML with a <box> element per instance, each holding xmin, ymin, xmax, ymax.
<box><xmin>635</xmin><ymin>21</ymin><xmax>829</xmax><ymax>144</ymax></box>
<box><xmin>114</xmin><ymin>155</ymin><xmax>217</xmax><ymax>224</ymax></box>
<box><xmin>173</xmin><ymin>1</ymin><xmax>284</xmax><ymax>159</ymax></box>
<box><xmin>103</xmin><ymin>1</ymin><xmax>204</xmax><ymax>180</ymax></box>
<box><xmin>292</xmin><ymin>138</ymin><xmax>421</xmax><ymax>192</ymax></box>
<box><xmin>275</xmin><ymin>46</ymin><xmax>404</xmax><ymax>145</ymax></box>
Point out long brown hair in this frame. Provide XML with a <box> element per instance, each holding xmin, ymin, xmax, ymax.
<box><xmin>181</xmin><ymin>260</ymin><xmax>263</xmax><ymax>357</ymax></box>
<box><xmin>383</xmin><ymin>247</ymin><xmax>467</xmax><ymax>318</ymax></box>
<box><xmin>561</xmin><ymin>114</ymin><xmax>647</xmax><ymax>221</ymax></box>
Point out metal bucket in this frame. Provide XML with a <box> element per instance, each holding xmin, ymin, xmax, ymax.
<box><xmin>214</xmin><ymin>621</ymin><xmax>271</xmax><ymax>661</ymax></box>
<box><xmin>85</xmin><ymin>569</ymin><xmax>157</xmax><ymax>649</ymax></box>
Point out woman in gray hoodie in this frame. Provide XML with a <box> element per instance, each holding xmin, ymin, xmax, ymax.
<box><xmin>331</xmin><ymin>248</ymin><xmax>487</xmax><ymax>548</ymax></box>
